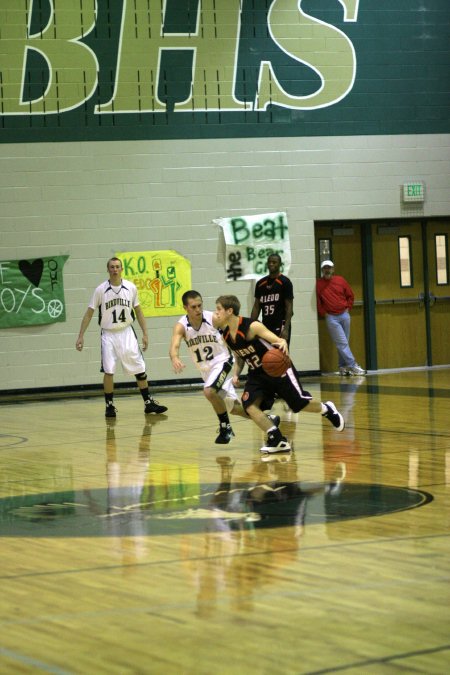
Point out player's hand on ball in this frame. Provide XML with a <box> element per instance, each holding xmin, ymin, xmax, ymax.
<box><xmin>274</xmin><ymin>338</ymin><xmax>288</xmax><ymax>354</ymax></box>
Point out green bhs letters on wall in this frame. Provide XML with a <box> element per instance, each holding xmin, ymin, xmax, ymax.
<box><xmin>0</xmin><ymin>0</ymin><xmax>448</xmax><ymax>142</ymax></box>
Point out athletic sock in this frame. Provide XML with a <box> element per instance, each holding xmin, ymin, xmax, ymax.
<box><xmin>218</xmin><ymin>411</ymin><xmax>230</xmax><ymax>426</ymax></box>
<box><xmin>140</xmin><ymin>387</ymin><xmax>150</xmax><ymax>402</ymax></box>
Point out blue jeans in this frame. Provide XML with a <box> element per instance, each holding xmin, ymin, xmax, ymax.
<box><xmin>325</xmin><ymin>311</ymin><xmax>356</xmax><ymax>369</ymax></box>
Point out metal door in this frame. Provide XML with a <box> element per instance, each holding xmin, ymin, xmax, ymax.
<box><xmin>372</xmin><ymin>221</ymin><xmax>427</xmax><ymax>368</ymax></box>
<box><xmin>426</xmin><ymin>220</ymin><xmax>450</xmax><ymax>365</ymax></box>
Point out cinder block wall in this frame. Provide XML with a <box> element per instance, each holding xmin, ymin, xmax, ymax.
<box><xmin>1</xmin><ymin>133</ymin><xmax>449</xmax><ymax>392</ymax></box>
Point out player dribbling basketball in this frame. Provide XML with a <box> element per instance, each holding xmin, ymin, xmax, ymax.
<box><xmin>214</xmin><ymin>295</ymin><xmax>345</xmax><ymax>454</ymax></box>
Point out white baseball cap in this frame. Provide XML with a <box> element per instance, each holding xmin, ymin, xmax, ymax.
<box><xmin>321</xmin><ymin>260</ymin><xmax>334</xmax><ymax>269</ymax></box>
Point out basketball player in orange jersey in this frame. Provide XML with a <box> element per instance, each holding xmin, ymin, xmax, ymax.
<box><xmin>214</xmin><ymin>295</ymin><xmax>345</xmax><ymax>455</ymax></box>
<box><xmin>76</xmin><ymin>257</ymin><xmax>168</xmax><ymax>418</ymax></box>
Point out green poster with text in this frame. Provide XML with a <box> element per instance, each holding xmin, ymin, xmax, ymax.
<box><xmin>0</xmin><ymin>256</ymin><xmax>69</xmax><ymax>328</ymax></box>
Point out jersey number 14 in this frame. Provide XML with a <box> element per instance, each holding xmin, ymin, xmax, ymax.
<box><xmin>112</xmin><ymin>309</ymin><xmax>127</xmax><ymax>323</ymax></box>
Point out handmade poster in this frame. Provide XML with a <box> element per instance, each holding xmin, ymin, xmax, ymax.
<box><xmin>215</xmin><ymin>212</ymin><xmax>291</xmax><ymax>281</ymax></box>
<box><xmin>115</xmin><ymin>250</ymin><xmax>191</xmax><ymax>317</ymax></box>
<box><xmin>0</xmin><ymin>256</ymin><xmax>69</xmax><ymax>328</ymax></box>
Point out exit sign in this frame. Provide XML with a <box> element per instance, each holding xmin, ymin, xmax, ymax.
<box><xmin>402</xmin><ymin>181</ymin><xmax>425</xmax><ymax>202</ymax></box>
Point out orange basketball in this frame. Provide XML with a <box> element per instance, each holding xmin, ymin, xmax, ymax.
<box><xmin>261</xmin><ymin>348</ymin><xmax>291</xmax><ymax>377</ymax></box>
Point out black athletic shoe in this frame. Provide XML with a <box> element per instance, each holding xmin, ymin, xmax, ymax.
<box><xmin>144</xmin><ymin>398</ymin><xmax>168</xmax><ymax>415</ymax></box>
<box><xmin>105</xmin><ymin>404</ymin><xmax>117</xmax><ymax>418</ymax></box>
<box><xmin>215</xmin><ymin>424</ymin><xmax>235</xmax><ymax>444</ymax></box>
<box><xmin>323</xmin><ymin>401</ymin><xmax>345</xmax><ymax>431</ymax></box>
<box><xmin>267</xmin><ymin>414</ymin><xmax>281</xmax><ymax>427</ymax></box>
<box><xmin>261</xmin><ymin>429</ymin><xmax>291</xmax><ymax>453</ymax></box>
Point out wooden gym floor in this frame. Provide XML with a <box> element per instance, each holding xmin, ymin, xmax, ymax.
<box><xmin>0</xmin><ymin>369</ymin><xmax>449</xmax><ymax>674</ymax></box>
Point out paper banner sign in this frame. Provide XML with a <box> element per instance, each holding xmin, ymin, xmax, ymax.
<box><xmin>214</xmin><ymin>212</ymin><xmax>291</xmax><ymax>281</ymax></box>
<box><xmin>0</xmin><ymin>256</ymin><xmax>69</xmax><ymax>328</ymax></box>
<box><xmin>116</xmin><ymin>250</ymin><xmax>191</xmax><ymax>317</ymax></box>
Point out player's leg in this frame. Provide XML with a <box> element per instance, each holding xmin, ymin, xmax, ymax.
<box><xmin>245</xmin><ymin>402</ymin><xmax>272</xmax><ymax>431</ymax></box>
<box><xmin>203</xmin><ymin>386</ymin><xmax>235</xmax><ymax>444</ymax></box>
<box><xmin>243</xmin><ymin>379</ymin><xmax>290</xmax><ymax>453</ymax></box>
<box><xmin>135</xmin><ymin>372</ymin><xmax>168</xmax><ymax>414</ymax></box>
<box><xmin>121</xmin><ymin>327</ymin><xmax>168</xmax><ymax>414</ymax></box>
<box><xmin>280</xmin><ymin>371</ymin><xmax>345</xmax><ymax>432</ymax></box>
<box><xmin>219</xmin><ymin>373</ymin><xmax>280</xmax><ymax>426</ymax></box>
<box><xmin>101</xmin><ymin>331</ymin><xmax>118</xmax><ymax>417</ymax></box>
<box><xmin>103</xmin><ymin>373</ymin><xmax>117</xmax><ymax>417</ymax></box>
<box><xmin>219</xmin><ymin>375</ymin><xmax>247</xmax><ymax>418</ymax></box>
<box><xmin>204</xmin><ymin>360</ymin><xmax>235</xmax><ymax>443</ymax></box>
<box><xmin>299</xmin><ymin>395</ymin><xmax>345</xmax><ymax>431</ymax></box>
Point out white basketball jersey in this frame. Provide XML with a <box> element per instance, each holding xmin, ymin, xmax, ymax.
<box><xmin>89</xmin><ymin>279</ymin><xmax>139</xmax><ymax>331</ymax></box>
<box><xmin>179</xmin><ymin>310</ymin><xmax>232</xmax><ymax>376</ymax></box>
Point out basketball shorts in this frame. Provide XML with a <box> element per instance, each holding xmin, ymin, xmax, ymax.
<box><xmin>100</xmin><ymin>326</ymin><xmax>146</xmax><ymax>375</ymax></box>
<box><xmin>241</xmin><ymin>366</ymin><xmax>312</xmax><ymax>413</ymax></box>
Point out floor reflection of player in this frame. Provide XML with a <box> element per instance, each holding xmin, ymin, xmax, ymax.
<box><xmin>182</xmin><ymin>450</ymin><xmax>346</xmax><ymax>616</ymax></box>
<box><xmin>103</xmin><ymin>420</ymin><xmax>156</xmax><ymax>571</ymax></box>
<box><xmin>323</xmin><ymin>378</ymin><xmax>363</xmax><ymax>484</ymax></box>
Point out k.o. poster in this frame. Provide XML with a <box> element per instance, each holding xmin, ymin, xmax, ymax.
<box><xmin>0</xmin><ymin>256</ymin><xmax>68</xmax><ymax>328</ymax></box>
<box><xmin>115</xmin><ymin>250</ymin><xmax>191</xmax><ymax>317</ymax></box>
<box><xmin>215</xmin><ymin>212</ymin><xmax>291</xmax><ymax>281</ymax></box>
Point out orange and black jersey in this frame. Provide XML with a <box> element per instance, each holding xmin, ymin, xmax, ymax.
<box><xmin>254</xmin><ymin>273</ymin><xmax>293</xmax><ymax>333</ymax></box>
<box><xmin>222</xmin><ymin>317</ymin><xmax>312</xmax><ymax>412</ymax></box>
<box><xmin>222</xmin><ymin>316</ymin><xmax>270</xmax><ymax>373</ymax></box>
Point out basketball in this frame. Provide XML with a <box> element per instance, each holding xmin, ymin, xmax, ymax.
<box><xmin>261</xmin><ymin>348</ymin><xmax>291</xmax><ymax>377</ymax></box>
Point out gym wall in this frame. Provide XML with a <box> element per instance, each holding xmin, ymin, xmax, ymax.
<box><xmin>0</xmin><ymin>0</ymin><xmax>449</xmax><ymax>393</ymax></box>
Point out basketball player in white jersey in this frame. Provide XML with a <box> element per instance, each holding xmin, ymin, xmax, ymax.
<box><xmin>76</xmin><ymin>257</ymin><xmax>168</xmax><ymax>418</ymax></box>
<box><xmin>170</xmin><ymin>290</ymin><xmax>278</xmax><ymax>444</ymax></box>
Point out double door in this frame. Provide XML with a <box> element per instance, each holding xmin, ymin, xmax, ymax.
<box><xmin>315</xmin><ymin>219</ymin><xmax>450</xmax><ymax>371</ymax></box>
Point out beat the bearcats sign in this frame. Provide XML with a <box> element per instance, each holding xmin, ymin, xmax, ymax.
<box><xmin>216</xmin><ymin>212</ymin><xmax>291</xmax><ymax>281</ymax></box>
<box><xmin>0</xmin><ymin>256</ymin><xmax>68</xmax><ymax>328</ymax></box>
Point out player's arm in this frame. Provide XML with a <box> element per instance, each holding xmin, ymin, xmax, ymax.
<box><xmin>169</xmin><ymin>323</ymin><xmax>186</xmax><ymax>374</ymax></box>
<box><xmin>248</xmin><ymin>321</ymin><xmax>289</xmax><ymax>354</ymax></box>
<box><xmin>250</xmin><ymin>297</ymin><xmax>261</xmax><ymax>321</ymax></box>
<box><xmin>134</xmin><ymin>305</ymin><xmax>148</xmax><ymax>350</ymax></box>
<box><xmin>281</xmin><ymin>298</ymin><xmax>294</xmax><ymax>339</ymax></box>
<box><xmin>75</xmin><ymin>307</ymin><xmax>94</xmax><ymax>351</ymax></box>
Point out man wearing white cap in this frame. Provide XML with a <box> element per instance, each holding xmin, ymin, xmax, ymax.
<box><xmin>316</xmin><ymin>261</ymin><xmax>366</xmax><ymax>376</ymax></box>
